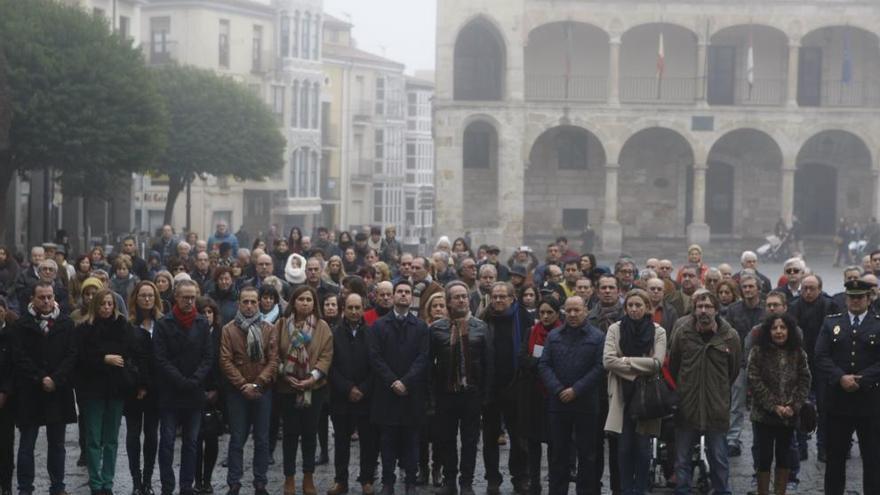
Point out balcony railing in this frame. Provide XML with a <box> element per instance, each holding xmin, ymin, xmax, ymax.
<box><xmin>734</xmin><ymin>77</ymin><xmax>787</xmax><ymax>106</ymax></box>
<box><xmin>525</xmin><ymin>75</ymin><xmax>608</xmax><ymax>102</ymax></box>
<box><xmin>821</xmin><ymin>79</ymin><xmax>880</xmax><ymax>107</ymax></box>
<box><xmin>620</xmin><ymin>76</ymin><xmax>697</xmax><ymax>103</ymax></box>
<box><xmin>143</xmin><ymin>40</ymin><xmax>178</xmax><ymax>65</ymax></box>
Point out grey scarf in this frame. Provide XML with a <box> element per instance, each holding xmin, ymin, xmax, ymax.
<box><xmin>234</xmin><ymin>311</ymin><xmax>265</xmax><ymax>362</ymax></box>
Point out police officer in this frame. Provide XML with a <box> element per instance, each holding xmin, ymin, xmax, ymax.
<box><xmin>815</xmin><ymin>279</ymin><xmax>880</xmax><ymax>495</ymax></box>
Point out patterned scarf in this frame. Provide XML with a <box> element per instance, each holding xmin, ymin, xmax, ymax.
<box><xmin>28</xmin><ymin>303</ymin><xmax>60</xmax><ymax>334</ymax></box>
<box><xmin>234</xmin><ymin>310</ymin><xmax>265</xmax><ymax>362</ymax></box>
<box><xmin>261</xmin><ymin>304</ymin><xmax>281</xmax><ymax>324</ymax></box>
<box><xmin>448</xmin><ymin>316</ymin><xmax>472</xmax><ymax>392</ymax></box>
<box><xmin>282</xmin><ymin>315</ymin><xmax>315</xmax><ymax>408</ymax></box>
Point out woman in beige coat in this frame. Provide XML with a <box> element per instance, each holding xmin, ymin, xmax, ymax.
<box><xmin>603</xmin><ymin>288</ymin><xmax>667</xmax><ymax>495</ymax></box>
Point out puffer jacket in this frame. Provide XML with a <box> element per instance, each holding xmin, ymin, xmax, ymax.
<box><xmin>747</xmin><ymin>345</ymin><xmax>811</xmax><ymax>427</ymax></box>
<box><xmin>668</xmin><ymin>315</ymin><xmax>741</xmax><ymax>432</ymax></box>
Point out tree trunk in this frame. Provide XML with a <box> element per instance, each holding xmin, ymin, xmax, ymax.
<box><xmin>163</xmin><ymin>173</ymin><xmax>185</xmax><ymax>226</ymax></box>
<box><xmin>0</xmin><ymin>153</ymin><xmax>14</xmax><ymax>244</ymax></box>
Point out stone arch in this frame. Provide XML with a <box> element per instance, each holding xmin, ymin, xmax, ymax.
<box><xmin>708</xmin><ymin>25</ymin><xmax>789</xmax><ymax>105</ymax></box>
<box><xmin>795</xmin><ymin>130</ymin><xmax>874</xmax><ymax>234</ymax></box>
<box><xmin>707</xmin><ymin>129</ymin><xmax>784</xmax><ymax>236</ymax></box>
<box><xmin>524</xmin><ymin>21</ymin><xmax>610</xmax><ymax>102</ymax></box>
<box><xmin>523</xmin><ymin>126</ymin><xmax>607</xmax><ymax>245</ymax></box>
<box><xmin>454</xmin><ymin>16</ymin><xmax>507</xmax><ymax>101</ymax></box>
<box><xmin>799</xmin><ymin>26</ymin><xmax>880</xmax><ymax>107</ymax></box>
<box><xmin>618</xmin><ymin>127</ymin><xmax>695</xmax><ymax>237</ymax></box>
<box><xmin>620</xmin><ymin>23</ymin><xmax>699</xmax><ymax>102</ymax></box>
<box><xmin>462</xmin><ymin>119</ymin><xmax>500</xmax><ymax>229</ymax></box>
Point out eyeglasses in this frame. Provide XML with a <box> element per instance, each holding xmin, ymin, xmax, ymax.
<box><xmin>785</xmin><ymin>269</ymin><xmax>801</xmax><ymax>274</ymax></box>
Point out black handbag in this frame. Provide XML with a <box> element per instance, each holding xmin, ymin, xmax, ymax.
<box><xmin>796</xmin><ymin>402</ymin><xmax>817</xmax><ymax>434</ymax></box>
<box><xmin>200</xmin><ymin>407</ymin><xmax>224</xmax><ymax>437</ymax></box>
<box><xmin>628</xmin><ymin>373</ymin><xmax>679</xmax><ymax>421</ymax></box>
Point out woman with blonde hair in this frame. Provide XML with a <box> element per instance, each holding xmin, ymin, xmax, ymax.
<box><xmin>125</xmin><ymin>281</ymin><xmax>163</xmax><ymax>495</ymax></box>
<box><xmin>603</xmin><ymin>288</ymin><xmax>667</xmax><ymax>495</ymax></box>
<box><xmin>372</xmin><ymin>262</ymin><xmax>391</xmax><ymax>283</ymax></box>
<box><xmin>322</xmin><ymin>256</ymin><xmax>347</xmax><ymax>287</ymax></box>
<box><xmin>77</xmin><ymin>288</ymin><xmax>140</xmax><ymax>495</ymax></box>
<box><xmin>277</xmin><ymin>286</ymin><xmax>334</xmax><ymax>495</ymax></box>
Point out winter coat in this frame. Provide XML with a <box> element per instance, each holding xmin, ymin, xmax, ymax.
<box><xmin>0</xmin><ymin>259</ymin><xmax>19</xmax><ymax>297</ymax></box>
<box><xmin>538</xmin><ymin>322</ymin><xmax>605</xmax><ymax>414</ymax></box>
<box><xmin>124</xmin><ymin>320</ymin><xmax>159</xmax><ymax>415</ymax></box>
<box><xmin>275</xmin><ymin>317</ymin><xmax>333</xmax><ymax>394</ymax></box>
<box><xmin>747</xmin><ymin>345</ymin><xmax>811</xmax><ymax>427</ymax></box>
<box><xmin>152</xmin><ymin>312</ymin><xmax>215</xmax><ymax>409</ymax></box>
<box><xmin>429</xmin><ymin>316</ymin><xmax>494</xmax><ymax>401</ymax></box>
<box><xmin>209</xmin><ymin>288</ymin><xmax>239</xmax><ymax>327</ymax></box>
<box><xmin>10</xmin><ymin>311</ymin><xmax>79</xmax><ymax>426</ymax></box>
<box><xmin>76</xmin><ymin>315</ymin><xmax>141</xmax><ymax>401</ymax></box>
<box><xmin>603</xmin><ymin>321</ymin><xmax>667</xmax><ymax>435</ymax></box>
<box><xmin>518</xmin><ymin>321</ymin><xmax>559</xmax><ymax>442</ymax></box>
<box><xmin>668</xmin><ymin>316</ymin><xmax>741</xmax><ymax>432</ymax></box>
<box><xmin>725</xmin><ymin>298</ymin><xmax>766</xmax><ymax>365</ymax></box>
<box><xmin>219</xmin><ymin>318</ymin><xmax>279</xmax><ymax>390</ymax></box>
<box><xmin>329</xmin><ymin>319</ymin><xmax>374</xmax><ymax>416</ymax></box>
<box><xmin>110</xmin><ymin>274</ymin><xmax>139</xmax><ymax>302</ymax></box>
<box><xmin>368</xmin><ymin>311</ymin><xmax>430</xmax><ymax>426</ymax></box>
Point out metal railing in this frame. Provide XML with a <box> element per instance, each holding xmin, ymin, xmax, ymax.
<box><xmin>620</xmin><ymin>76</ymin><xmax>697</xmax><ymax>103</ymax></box>
<box><xmin>525</xmin><ymin>75</ymin><xmax>608</xmax><ymax>102</ymax></box>
<box><xmin>820</xmin><ymin>79</ymin><xmax>880</xmax><ymax>107</ymax></box>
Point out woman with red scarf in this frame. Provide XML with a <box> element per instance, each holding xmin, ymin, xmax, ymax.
<box><xmin>519</xmin><ymin>298</ymin><xmax>562</xmax><ymax>495</ymax></box>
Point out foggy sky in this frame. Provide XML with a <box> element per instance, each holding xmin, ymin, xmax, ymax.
<box><xmin>324</xmin><ymin>0</ymin><xmax>436</xmax><ymax>75</ymax></box>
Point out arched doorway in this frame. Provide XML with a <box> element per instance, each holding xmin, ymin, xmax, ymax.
<box><xmin>800</xmin><ymin>26</ymin><xmax>880</xmax><ymax>107</ymax></box>
<box><xmin>620</xmin><ymin>23</ymin><xmax>698</xmax><ymax>103</ymax></box>
<box><xmin>524</xmin><ymin>125</ymin><xmax>606</xmax><ymax>245</ymax></box>
<box><xmin>794</xmin><ymin>163</ymin><xmax>837</xmax><ymax>234</ymax></box>
<box><xmin>462</xmin><ymin>120</ymin><xmax>499</xmax><ymax>229</ymax></box>
<box><xmin>706</xmin><ymin>129</ymin><xmax>783</xmax><ymax>237</ymax></box>
<box><xmin>795</xmin><ymin>130</ymin><xmax>873</xmax><ymax>234</ymax></box>
<box><xmin>524</xmin><ymin>22</ymin><xmax>609</xmax><ymax>102</ymax></box>
<box><xmin>454</xmin><ymin>18</ymin><xmax>506</xmax><ymax>101</ymax></box>
<box><xmin>619</xmin><ymin>127</ymin><xmax>694</xmax><ymax>237</ymax></box>
<box><xmin>708</xmin><ymin>25</ymin><xmax>788</xmax><ymax>105</ymax></box>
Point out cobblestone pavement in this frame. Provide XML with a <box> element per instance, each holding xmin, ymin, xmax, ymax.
<box><xmin>19</xmin><ymin>414</ymin><xmax>864</xmax><ymax>495</ymax></box>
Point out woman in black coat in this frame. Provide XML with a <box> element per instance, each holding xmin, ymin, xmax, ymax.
<box><xmin>76</xmin><ymin>288</ymin><xmax>140</xmax><ymax>495</ymax></box>
<box><xmin>194</xmin><ymin>297</ymin><xmax>224</xmax><ymax>494</ymax></box>
<box><xmin>125</xmin><ymin>281</ymin><xmax>163</xmax><ymax>495</ymax></box>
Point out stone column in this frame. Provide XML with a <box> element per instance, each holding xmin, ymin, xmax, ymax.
<box><xmin>687</xmin><ymin>163</ymin><xmax>711</xmax><ymax>245</ymax></box>
<box><xmin>497</xmin><ymin>120</ymin><xmax>525</xmax><ymax>250</ymax></box>
<box><xmin>696</xmin><ymin>41</ymin><xmax>708</xmax><ymax>104</ymax></box>
<box><xmin>787</xmin><ymin>42</ymin><xmax>800</xmax><ymax>108</ymax></box>
<box><xmin>608</xmin><ymin>39</ymin><xmax>621</xmax><ymax>105</ymax></box>
<box><xmin>601</xmin><ymin>163</ymin><xmax>623</xmax><ymax>254</ymax></box>
<box><xmin>781</xmin><ymin>164</ymin><xmax>796</xmax><ymax>225</ymax></box>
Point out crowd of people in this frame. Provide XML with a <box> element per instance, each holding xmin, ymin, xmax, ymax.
<box><xmin>0</xmin><ymin>223</ymin><xmax>878</xmax><ymax>495</ymax></box>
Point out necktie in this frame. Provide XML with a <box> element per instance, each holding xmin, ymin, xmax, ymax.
<box><xmin>853</xmin><ymin>315</ymin><xmax>860</xmax><ymax>328</ymax></box>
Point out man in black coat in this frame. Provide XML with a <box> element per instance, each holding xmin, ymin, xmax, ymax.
<box><xmin>430</xmin><ymin>282</ymin><xmax>493</xmax><ymax>495</ymax></box>
<box><xmin>368</xmin><ymin>281</ymin><xmax>430</xmax><ymax>495</ymax></box>
<box><xmin>10</xmin><ymin>282</ymin><xmax>78</xmax><ymax>495</ymax></box>
<box><xmin>328</xmin><ymin>293</ymin><xmax>378</xmax><ymax>495</ymax></box>
<box><xmin>481</xmin><ymin>282</ymin><xmax>533</xmax><ymax>495</ymax></box>
<box><xmin>153</xmin><ymin>280</ymin><xmax>215</xmax><ymax>495</ymax></box>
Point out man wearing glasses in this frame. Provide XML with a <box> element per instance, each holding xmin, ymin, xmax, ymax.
<box><xmin>777</xmin><ymin>257</ymin><xmax>806</xmax><ymax>303</ymax></box>
<box><xmin>815</xmin><ymin>279</ymin><xmax>880</xmax><ymax>495</ymax></box>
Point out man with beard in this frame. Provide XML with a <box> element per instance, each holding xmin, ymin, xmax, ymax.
<box><xmin>538</xmin><ymin>296</ymin><xmax>604</xmax><ymax>495</ymax></box>
<box><xmin>613</xmin><ymin>259</ymin><xmax>636</xmax><ymax>293</ymax></box>
<box><xmin>481</xmin><ymin>282</ymin><xmax>532</xmax><ymax>495</ymax></box>
<box><xmin>668</xmin><ymin>290</ymin><xmax>740</xmax><ymax>495</ymax></box>
<box><xmin>469</xmin><ymin>265</ymin><xmax>496</xmax><ymax>318</ymax></box>
<box><xmin>430</xmin><ymin>282</ymin><xmax>493</xmax><ymax>495</ymax></box>
<box><xmin>560</xmin><ymin>260</ymin><xmax>581</xmax><ymax>299</ymax></box>
<box><xmin>723</xmin><ymin>274</ymin><xmax>765</xmax><ymax>458</ymax></box>
<box><xmin>364</xmin><ymin>282</ymin><xmax>393</xmax><ymax>326</ymax></box>
<box><xmin>586</xmin><ymin>275</ymin><xmax>622</xmax><ymax>495</ymax></box>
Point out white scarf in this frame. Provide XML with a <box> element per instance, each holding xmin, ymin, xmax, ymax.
<box><xmin>28</xmin><ymin>303</ymin><xmax>61</xmax><ymax>334</ymax></box>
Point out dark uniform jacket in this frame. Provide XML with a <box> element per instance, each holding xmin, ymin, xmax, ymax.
<box><xmin>367</xmin><ymin>311</ymin><xmax>430</xmax><ymax>426</ymax></box>
<box><xmin>10</xmin><ymin>311</ymin><xmax>79</xmax><ymax>426</ymax></box>
<box><xmin>152</xmin><ymin>312</ymin><xmax>215</xmax><ymax>409</ymax></box>
<box><xmin>815</xmin><ymin>311</ymin><xmax>880</xmax><ymax>416</ymax></box>
<box><xmin>329</xmin><ymin>318</ymin><xmax>374</xmax><ymax>416</ymax></box>
<box><xmin>429</xmin><ymin>316</ymin><xmax>494</xmax><ymax>402</ymax></box>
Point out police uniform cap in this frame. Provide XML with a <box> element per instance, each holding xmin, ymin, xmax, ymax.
<box><xmin>844</xmin><ymin>279</ymin><xmax>875</xmax><ymax>296</ymax></box>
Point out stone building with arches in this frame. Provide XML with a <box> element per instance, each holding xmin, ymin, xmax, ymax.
<box><xmin>434</xmin><ymin>0</ymin><xmax>880</xmax><ymax>253</ymax></box>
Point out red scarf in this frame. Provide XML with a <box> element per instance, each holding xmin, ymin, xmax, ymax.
<box><xmin>172</xmin><ymin>305</ymin><xmax>197</xmax><ymax>329</ymax></box>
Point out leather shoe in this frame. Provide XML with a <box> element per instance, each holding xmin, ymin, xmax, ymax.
<box><xmin>326</xmin><ymin>484</ymin><xmax>348</xmax><ymax>495</ymax></box>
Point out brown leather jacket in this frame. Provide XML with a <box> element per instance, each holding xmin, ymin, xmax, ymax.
<box><xmin>219</xmin><ymin>319</ymin><xmax>279</xmax><ymax>390</ymax></box>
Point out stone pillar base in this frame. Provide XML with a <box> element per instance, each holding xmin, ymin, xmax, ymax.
<box><xmin>687</xmin><ymin>222</ymin><xmax>711</xmax><ymax>246</ymax></box>
<box><xmin>601</xmin><ymin>221</ymin><xmax>623</xmax><ymax>255</ymax></box>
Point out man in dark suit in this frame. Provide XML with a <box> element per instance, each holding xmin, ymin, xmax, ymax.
<box><xmin>368</xmin><ymin>281</ymin><xmax>430</xmax><ymax>495</ymax></box>
<box><xmin>328</xmin><ymin>293</ymin><xmax>378</xmax><ymax>495</ymax></box>
<box><xmin>815</xmin><ymin>279</ymin><xmax>880</xmax><ymax>495</ymax></box>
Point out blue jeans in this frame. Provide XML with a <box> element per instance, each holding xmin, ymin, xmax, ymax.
<box><xmin>158</xmin><ymin>408</ymin><xmax>201</xmax><ymax>494</ymax></box>
<box><xmin>618</xmin><ymin>416</ymin><xmax>651</xmax><ymax>495</ymax></box>
<box><xmin>673</xmin><ymin>427</ymin><xmax>730</xmax><ymax>495</ymax></box>
<box><xmin>17</xmin><ymin>423</ymin><xmax>66</xmax><ymax>494</ymax></box>
<box><xmin>726</xmin><ymin>370</ymin><xmax>746</xmax><ymax>448</ymax></box>
<box><xmin>226</xmin><ymin>388</ymin><xmax>272</xmax><ymax>487</ymax></box>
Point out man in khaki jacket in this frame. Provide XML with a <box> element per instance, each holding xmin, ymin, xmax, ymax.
<box><xmin>220</xmin><ymin>286</ymin><xmax>279</xmax><ymax>495</ymax></box>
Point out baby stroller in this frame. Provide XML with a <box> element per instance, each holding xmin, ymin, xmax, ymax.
<box><xmin>756</xmin><ymin>232</ymin><xmax>792</xmax><ymax>262</ymax></box>
<box><xmin>649</xmin><ymin>419</ymin><xmax>710</xmax><ymax>493</ymax></box>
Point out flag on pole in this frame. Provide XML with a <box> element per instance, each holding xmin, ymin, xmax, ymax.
<box><xmin>746</xmin><ymin>31</ymin><xmax>755</xmax><ymax>98</ymax></box>
<box><xmin>842</xmin><ymin>29</ymin><xmax>853</xmax><ymax>84</ymax></box>
<box><xmin>564</xmin><ymin>22</ymin><xmax>572</xmax><ymax>99</ymax></box>
<box><xmin>656</xmin><ymin>32</ymin><xmax>665</xmax><ymax>80</ymax></box>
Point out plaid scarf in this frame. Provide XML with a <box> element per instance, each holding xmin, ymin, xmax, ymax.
<box><xmin>234</xmin><ymin>311</ymin><xmax>265</xmax><ymax>362</ymax></box>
